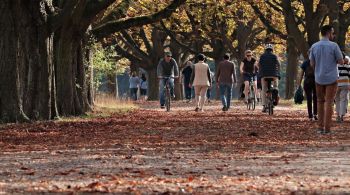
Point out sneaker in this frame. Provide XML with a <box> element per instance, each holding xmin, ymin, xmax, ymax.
<box><xmin>222</xmin><ymin>106</ymin><xmax>227</xmax><ymax>111</ymax></box>
<box><xmin>160</xmin><ymin>105</ymin><xmax>165</xmax><ymax>109</ymax></box>
<box><xmin>309</xmin><ymin>117</ymin><xmax>313</xmax><ymax>121</ymax></box>
<box><xmin>336</xmin><ymin>115</ymin><xmax>342</xmax><ymax>123</ymax></box>
<box><xmin>195</xmin><ymin>107</ymin><xmax>200</xmax><ymax>112</ymax></box>
<box><xmin>314</xmin><ymin>115</ymin><xmax>318</xmax><ymax>121</ymax></box>
<box><xmin>323</xmin><ymin>129</ymin><xmax>331</xmax><ymax>135</ymax></box>
<box><xmin>262</xmin><ymin>106</ymin><xmax>267</xmax><ymax>113</ymax></box>
<box><xmin>316</xmin><ymin>128</ymin><xmax>324</xmax><ymax>134</ymax></box>
<box><xmin>171</xmin><ymin>94</ymin><xmax>176</xmax><ymax>99</ymax></box>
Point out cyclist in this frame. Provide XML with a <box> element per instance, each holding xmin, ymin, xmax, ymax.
<box><xmin>157</xmin><ymin>51</ymin><xmax>179</xmax><ymax>109</ymax></box>
<box><xmin>240</xmin><ymin>50</ymin><xmax>259</xmax><ymax>104</ymax></box>
<box><xmin>257</xmin><ymin>44</ymin><xmax>281</xmax><ymax>113</ymax></box>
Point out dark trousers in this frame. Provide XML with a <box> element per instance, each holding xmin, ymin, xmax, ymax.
<box><xmin>184</xmin><ymin>83</ymin><xmax>192</xmax><ymax>100</ymax></box>
<box><xmin>304</xmin><ymin>82</ymin><xmax>317</xmax><ymax>118</ymax></box>
<box><xmin>206</xmin><ymin>88</ymin><xmax>211</xmax><ymax>99</ymax></box>
<box><xmin>130</xmin><ymin>88</ymin><xmax>138</xmax><ymax>101</ymax></box>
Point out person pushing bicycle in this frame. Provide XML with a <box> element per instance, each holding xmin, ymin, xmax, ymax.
<box><xmin>157</xmin><ymin>51</ymin><xmax>179</xmax><ymax>109</ymax></box>
<box><xmin>257</xmin><ymin>44</ymin><xmax>281</xmax><ymax>113</ymax></box>
<box><xmin>240</xmin><ymin>50</ymin><xmax>259</xmax><ymax>104</ymax></box>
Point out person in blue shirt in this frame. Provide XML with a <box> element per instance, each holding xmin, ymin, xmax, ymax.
<box><xmin>309</xmin><ymin>25</ymin><xmax>344</xmax><ymax>134</ymax></box>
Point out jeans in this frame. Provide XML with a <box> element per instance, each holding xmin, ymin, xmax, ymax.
<box><xmin>159</xmin><ymin>78</ymin><xmax>174</xmax><ymax>106</ymax></box>
<box><xmin>130</xmin><ymin>88</ymin><xmax>138</xmax><ymax>101</ymax></box>
<box><xmin>316</xmin><ymin>82</ymin><xmax>337</xmax><ymax>131</ymax></box>
<box><xmin>194</xmin><ymin>85</ymin><xmax>209</xmax><ymax>110</ymax></box>
<box><xmin>184</xmin><ymin>83</ymin><xmax>192</xmax><ymax>100</ymax></box>
<box><xmin>206</xmin><ymin>87</ymin><xmax>211</xmax><ymax>99</ymax></box>
<box><xmin>304</xmin><ymin>81</ymin><xmax>317</xmax><ymax>119</ymax></box>
<box><xmin>335</xmin><ymin>86</ymin><xmax>349</xmax><ymax>116</ymax></box>
<box><xmin>220</xmin><ymin>84</ymin><xmax>232</xmax><ymax>108</ymax></box>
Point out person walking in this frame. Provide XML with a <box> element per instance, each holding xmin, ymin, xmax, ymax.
<box><xmin>258</xmin><ymin>44</ymin><xmax>281</xmax><ymax>112</ymax></box>
<box><xmin>182</xmin><ymin>60</ymin><xmax>193</xmax><ymax>102</ymax></box>
<box><xmin>216</xmin><ymin>54</ymin><xmax>237</xmax><ymax>111</ymax></box>
<box><xmin>335</xmin><ymin>55</ymin><xmax>350</xmax><ymax>123</ymax></box>
<box><xmin>309</xmin><ymin>25</ymin><xmax>344</xmax><ymax>134</ymax></box>
<box><xmin>157</xmin><ymin>51</ymin><xmax>179</xmax><ymax>109</ymax></box>
<box><xmin>190</xmin><ymin>54</ymin><xmax>212</xmax><ymax>112</ymax></box>
<box><xmin>206</xmin><ymin>70</ymin><xmax>214</xmax><ymax>103</ymax></box>
<box><xmin>140</xmin><ymin>73</ymin><xmax>148</xmax><ymax>101</ymax></box>
<box><xmin>297</xmin><ymin>51</ymin><xmax>317</xmax><ymax>121</ymax></box>
<box><xmin>129</xmin><ymin>72</ymin><xmax>140</xmax><ymax>101</ymax></box>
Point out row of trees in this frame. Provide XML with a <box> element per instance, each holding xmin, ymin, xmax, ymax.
<box><xmin>0</xmin><ymin>0</ymin><xmax>185</xmax><ymax>122</ymax></box>
<box><xmin>1</xmin><ymin>0</ymin><xmax>349</xmax><ymax>122</ymax></box>
<box><xmin>108</xmin><ymin>0</ymin><xmax>349</xmax><ymax>100</ymax></box>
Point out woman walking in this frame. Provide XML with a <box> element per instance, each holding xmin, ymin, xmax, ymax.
<box><xmin>140</xmin><ymin>73</ymin><xmax>148</xmax><ymax>101</ymax></box>
<box><xmin>298</xmin><ymin>53</ymin><xmax>317</xmax><ymax>121</ymax></box>
<box><xmin>129</xmin><ymin>72</ymin><xmax>140</xmax><ymax>101</ymax></box>
<box><xmin>190</xmin><ymin>54</ymin><xmax>212</xmax><ymax>112</ymax></box>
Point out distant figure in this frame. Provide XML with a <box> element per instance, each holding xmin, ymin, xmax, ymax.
<box><xmin>182</xmin><ymin>60</ymin><xmax>193</xmax><ymax>102</ymax></box>
<box><xmin>190</xmin><ymin>54</ymin><xmax>212</xmax><ymax>112</ymax></box>
<box><xmin>298</xmin><ymin>50</ymin><xmax>317</xmax><ymax>121</ymax></box>
<box><xmin>140</xmin><ymin>73</ymin><xmax>148</xmax><ymax>101</ymax></box>
<box><xmin>335</xmin><ymin>55</ymin><xmax>350</xmax><ymax>123</ymax></box>
<box><xmin>157</xmin><ymin>51</ymin><xmax>179</xmax><ymax>109</ymax></box>
<box><xmin>309</xmin><ymin>25</ymin><xmax>344</xmax><ymax>134</ymax></box>
<box><xmin>216</xmin><ymin>53</ymin><xmax>237</xmax><ymax>111</ymax></box>
<box><xmin>129</xmin><ymin>72</ymin><xmax>140</xmax><ymax>101</ymax></box>
<box><xmin>206</xmin><ymin>70</ymin><xmax>214</xmax><ymax>103</ymax></box>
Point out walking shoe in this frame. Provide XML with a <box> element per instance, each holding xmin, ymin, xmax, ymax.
<box><xmin>160</xmin><ymin>105</ymin><xmax>165</xmax><ymax>109</ymax></box>
<box><xmin>322</xmin><ymin>129</ymin><xmax>331</xmax><ymax>135</ymax></box>
<box><xmin>195</xmin><ymin>107</ymin><xmax>200</xmax><ymax>112</ymax></box>
<box><xmin>314</xmin><ymin>115</ymin><xmax>318</xmax><ymax>121</ymax></box>
<box><xmin>336</xmin><ymin>115</ymin><xmax>342</xmax><ymax>123</ymax></box>
<box><xmin>262</xmin><ymin>106</ymin><xmax>267</xmax><ymax>113</ymax></box>
<box><xmin>222</xmin><ymin>106</ymin><xmax>228</xmax><ymax>112</ymax></box>
<box><xmin>309</xmin><ymin>117</ymin><xmax>313</xmax><ymax>121</ymax></box>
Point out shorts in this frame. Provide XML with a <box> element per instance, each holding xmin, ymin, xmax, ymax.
<box><xmin>243</xmin><ymin>73</ymin><xmax>257</xmax><ymax>82</ymax></box>
<box><xmin>140</xmin><ymin>89</ymin><xmax>147</xmax><ymax>96</ymax></box>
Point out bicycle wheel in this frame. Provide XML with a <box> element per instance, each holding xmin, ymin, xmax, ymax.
<box><xmin>250</xmin><ymin>86</ymin><xmax>256</xmax><ymax>111</ymax></box>
<box><xmin>165</xmin><ymin>88</ymin><xmax>171</xmax><ymax>112</ymax></box>
<box><xmin>268</xmin><ymin>99</ymin><xmax>273</xmax><ymax>115</ymax></box>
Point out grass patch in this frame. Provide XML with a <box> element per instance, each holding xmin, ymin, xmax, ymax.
<box><xmin>59</xmin><ymin>95</ymin><xmax>137</xmax><ymax>122</ymax></box>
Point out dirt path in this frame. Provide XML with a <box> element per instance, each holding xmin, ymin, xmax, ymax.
<box><xmin>0</xmin><ymin>101</ymin><xmax>350</xmax><ymax>194</ymax></box>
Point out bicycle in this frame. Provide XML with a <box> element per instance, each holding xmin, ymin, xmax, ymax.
<box><xmin>246</xmin><ymin>74</ymin><xmax>256</xmax><ymax>110</ymax></box>
<box><xmin>264</xmin><ymin>78</ymin><xmax>278</xmax><ymax>115</ymax></box>
<box><xmin>161</xmin><ymin>77</ymin><xmax>174</xmax><ymax>112</ymax></box>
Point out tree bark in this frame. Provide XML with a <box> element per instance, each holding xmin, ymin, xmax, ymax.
<box><xmin>285</xmin><ymin>38</ymin><xmax>299</xmax><ymax>99</ymax></box>
<box><xmin>147</xmin><ymin>68</ymin><xmax>159</xmax><ymax>100</ymax></box>
<box><xmin>0</xmin><ymin>0</ymin><xmax>54</xmax><ymax>122</ymax></box>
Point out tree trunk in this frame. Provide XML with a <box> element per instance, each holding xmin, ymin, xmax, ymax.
<box><xmin>147</xmin><ymin>68</ymin><xmax>158</xmax><ymax>100</ymax></box>
<box><xmin>285</xmin><ymin>38</ymin><xmax>299</xmax><ymax>99</ymax></box>
<box><xmin>0</xmin><ymin>0</ymin><xmax>54</xmax><ymax>122</ymax></box>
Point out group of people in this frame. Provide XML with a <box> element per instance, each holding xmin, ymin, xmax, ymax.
<box><xmin>154</xmin><ymin>24</ymin><xmax>347</xmax><ymax>134</ymax></box>
<box><xmin>129</xmin><ymin>72</ymin><xmax>148</xmax><ymax>101</ymax></box>
<box><xmin>298</xmin><ymin>25</ymin><xmax>349</xmax><ymax>134</ymax></box>
<box><xmin>156</xmin><ymin>44</ymin><xmax>281</xmax><ymax>112</ymax></box>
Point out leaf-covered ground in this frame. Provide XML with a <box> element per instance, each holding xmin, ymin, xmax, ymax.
<box><xmin>0</xmin><ymin>101</ymin><xmax>350</xmax><ymax>194</ymax></box>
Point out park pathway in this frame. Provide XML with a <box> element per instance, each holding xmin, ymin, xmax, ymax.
<box><xmin>0</xmin><ymin>101</ymin><xmax>350</xmax><ymax>194</ymax></box>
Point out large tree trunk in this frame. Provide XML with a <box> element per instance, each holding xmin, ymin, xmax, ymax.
<box><xmin>285</xmin><ymin>38</ymin><xmax>299</xmax><ymax>99</ymax></box>
<box><xmin>0</xmin><ymin>0</ymin><xmax>54</xmax><ymax>122</ymax></box>
<box><xmin>147</xmin><ymin>68</ymin><xmax>159</xmax><ymax>100</ymax></box>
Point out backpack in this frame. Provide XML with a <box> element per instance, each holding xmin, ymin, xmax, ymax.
<box><xmin>294</xmin><ymin>86</ymin><xmax>304</xmax><ymax>104</ymax></box>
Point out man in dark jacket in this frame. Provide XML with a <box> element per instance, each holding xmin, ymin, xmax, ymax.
<box><xmin>181</xmin><ymin>60</ymin><xmax>193</xmax><ymax>102</ymax></box>
<box><xmin>258</xmin><ymin>44</ymin><xmax>280</xmax><ymax>112</ymax></box>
